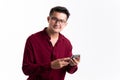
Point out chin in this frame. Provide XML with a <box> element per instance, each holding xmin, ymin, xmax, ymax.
<box><xmin>53</xmin><ymin>29</ymin><xmax>61</xmax><ymax>33</ymax></box>
<box><xmin>54</xmin><ymin>31</ymin><xmax>60</xmax><ymax>33</ymax></box>
<box><xmin>54</xmin><ymin>30</ymin><xmax>61</xmax><ymax>33</ymax></box>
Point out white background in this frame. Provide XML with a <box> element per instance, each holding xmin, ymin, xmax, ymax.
<box><xmin>0</xmin><ymin>0</ymin><xmax>120</xmax><ymax>80</ymax></box>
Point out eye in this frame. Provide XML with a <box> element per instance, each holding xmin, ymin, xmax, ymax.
<box><xmin>50</xmin><ymin>16</ymin><xmax>66</xmax><ymax>24</ymax></box>
<box><xmin>59</xmin><ymin>20</ymin><xmax>65</xmax><ymax>23</ymax></box>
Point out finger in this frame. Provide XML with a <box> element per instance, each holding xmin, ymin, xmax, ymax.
<box><xmin>75</xmin><ymin>57</ymin><xmax>80</xmax><ymax>61</ymax></box>
<box><xmin>69</xmin><ymin>59</ymin><xmax>77</xmax><ymax>66</ymax></box>
<box><xmin>62</xmin><ymin>61</ymin><xmax>69</xmax><ymax>66</ymax></box>
<box><xmin>72</xmin><ymin>58</ymin><xmax>79</xmax><ymax>64</ymax></box>
<box><xmin>60</xmin><ymin>57</ymin><xmax>70</xmax><ymax>61</ymax></box>
<box><xmin>63</xmin><ymin>57</ymin><xmax>71</xmax><ymax>60</ymax></box>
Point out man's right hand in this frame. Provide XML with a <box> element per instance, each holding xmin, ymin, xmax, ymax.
<box><xmin>51</xmin><ymin>57</ymin><xmax>70</xmax><ymax>69</ymax></box>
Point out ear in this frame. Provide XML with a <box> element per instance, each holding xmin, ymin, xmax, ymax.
<box><xmin>47</xmin><ymin>16</ymin><xmax>50</xmax><ymax>22</ymax></box>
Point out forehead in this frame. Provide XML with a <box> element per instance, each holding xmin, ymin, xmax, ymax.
<box><xmin>51</xmin><ymin>12</ymin><xmax>67</xmax><ymax>20</ymax></box>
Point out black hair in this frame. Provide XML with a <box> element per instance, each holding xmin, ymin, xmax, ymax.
<box><xmin>49</xmin><ymin>6</ymin><xmax>70</xmax><ymax>19</ymax></box>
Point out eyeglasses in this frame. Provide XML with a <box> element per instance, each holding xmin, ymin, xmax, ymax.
<box><xmin>50</xmin><ymin>16</ymin><xmax>67</xmax><ymax>24</ymax></box>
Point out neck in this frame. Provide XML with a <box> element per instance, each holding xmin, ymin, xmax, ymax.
<box><xmin>46</xmin><ymin>27</ymin><xmax>59</xmax><ymax>39</ymax></box>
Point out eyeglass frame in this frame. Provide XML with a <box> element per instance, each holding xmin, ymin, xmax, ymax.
<box><xmin>50</xmin><ymin>16</ymin><xmax>67</xmax><ymax>24</ymax></box>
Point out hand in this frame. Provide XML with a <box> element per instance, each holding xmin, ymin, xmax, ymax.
<box><xmin>69</xmin><ymin>57</ymin><xmax>80</xmax><ymax>66</ymax></box>
<box><xmin>51</xmin><ymin>57</ymin><xmax>70</xmax><ymax>69</ymax></box>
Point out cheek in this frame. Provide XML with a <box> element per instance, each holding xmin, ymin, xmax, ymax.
<box><xmin>48</xmin><ymin>22</ymin><xmax>54</xmax><ymax>26</ymax></box>
<box><xmin>58</xmin><ymin>26</ymin><xmax>65</xmax><ymax>32</ymax></box>
<box><xmin>61</xmin><ymin>25</ymin><xmax>66</xmax><ymax>29</ymax></box>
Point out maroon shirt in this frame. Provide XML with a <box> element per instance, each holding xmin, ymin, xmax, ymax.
<box><xmin>22</xmin><ymin>28</ymin><xmax>78</xmax><ymax>80</ymax></box>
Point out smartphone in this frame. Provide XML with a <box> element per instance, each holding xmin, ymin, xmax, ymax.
<box><xmin>71</xmin><ymin>54</ymin><xmax>80</xmax><ymax>59</ymax></box>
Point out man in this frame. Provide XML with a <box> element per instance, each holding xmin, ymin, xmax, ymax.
<box><xmin>22</xmin><ymin>6</ymin><xmax>80</xmax><ymax>80</ymax></box>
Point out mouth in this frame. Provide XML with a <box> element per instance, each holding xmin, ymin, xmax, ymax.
<box><xmin>53</xmin><ymin>25</ymin><xmax>60</xmax><ymax>29</ymax></box>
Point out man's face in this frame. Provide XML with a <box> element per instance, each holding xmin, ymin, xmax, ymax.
<box><xmin>47</xmin><ymin>12</ymin><xmax>67</xmax><ymax>33</ymax></box>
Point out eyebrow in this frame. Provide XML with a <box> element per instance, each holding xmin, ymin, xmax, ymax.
<box><xmin>51</xmin><ymin>16</ymin><xmax>67</xmax><ymax>21</ymax></box>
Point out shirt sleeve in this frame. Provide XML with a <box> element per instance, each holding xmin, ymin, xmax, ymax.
<box><xmin>66</xmin><ymin>65</ymin><xmax>78</xmax><ymax>74</ymax></box>
<box><xmin>22</xmin><ymin>37</ymin><xmax>51</xmax><ymax>75</ymax></box>
<box><xmin>65</xmin><ymin>39</ymin><xmax>78</xmax><ymax>74</ymax></box>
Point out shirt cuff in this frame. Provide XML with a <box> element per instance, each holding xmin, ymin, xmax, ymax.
<box><xmin>67</xmin><ymin>65</ymin><xmax>78</xmax><ymax>74</ymax></box>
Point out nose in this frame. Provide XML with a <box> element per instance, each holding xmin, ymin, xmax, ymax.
<box><xmin>55</xmin><ymin>20</ymin><xmax>61</xmax><ymax>25</ymax></box>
